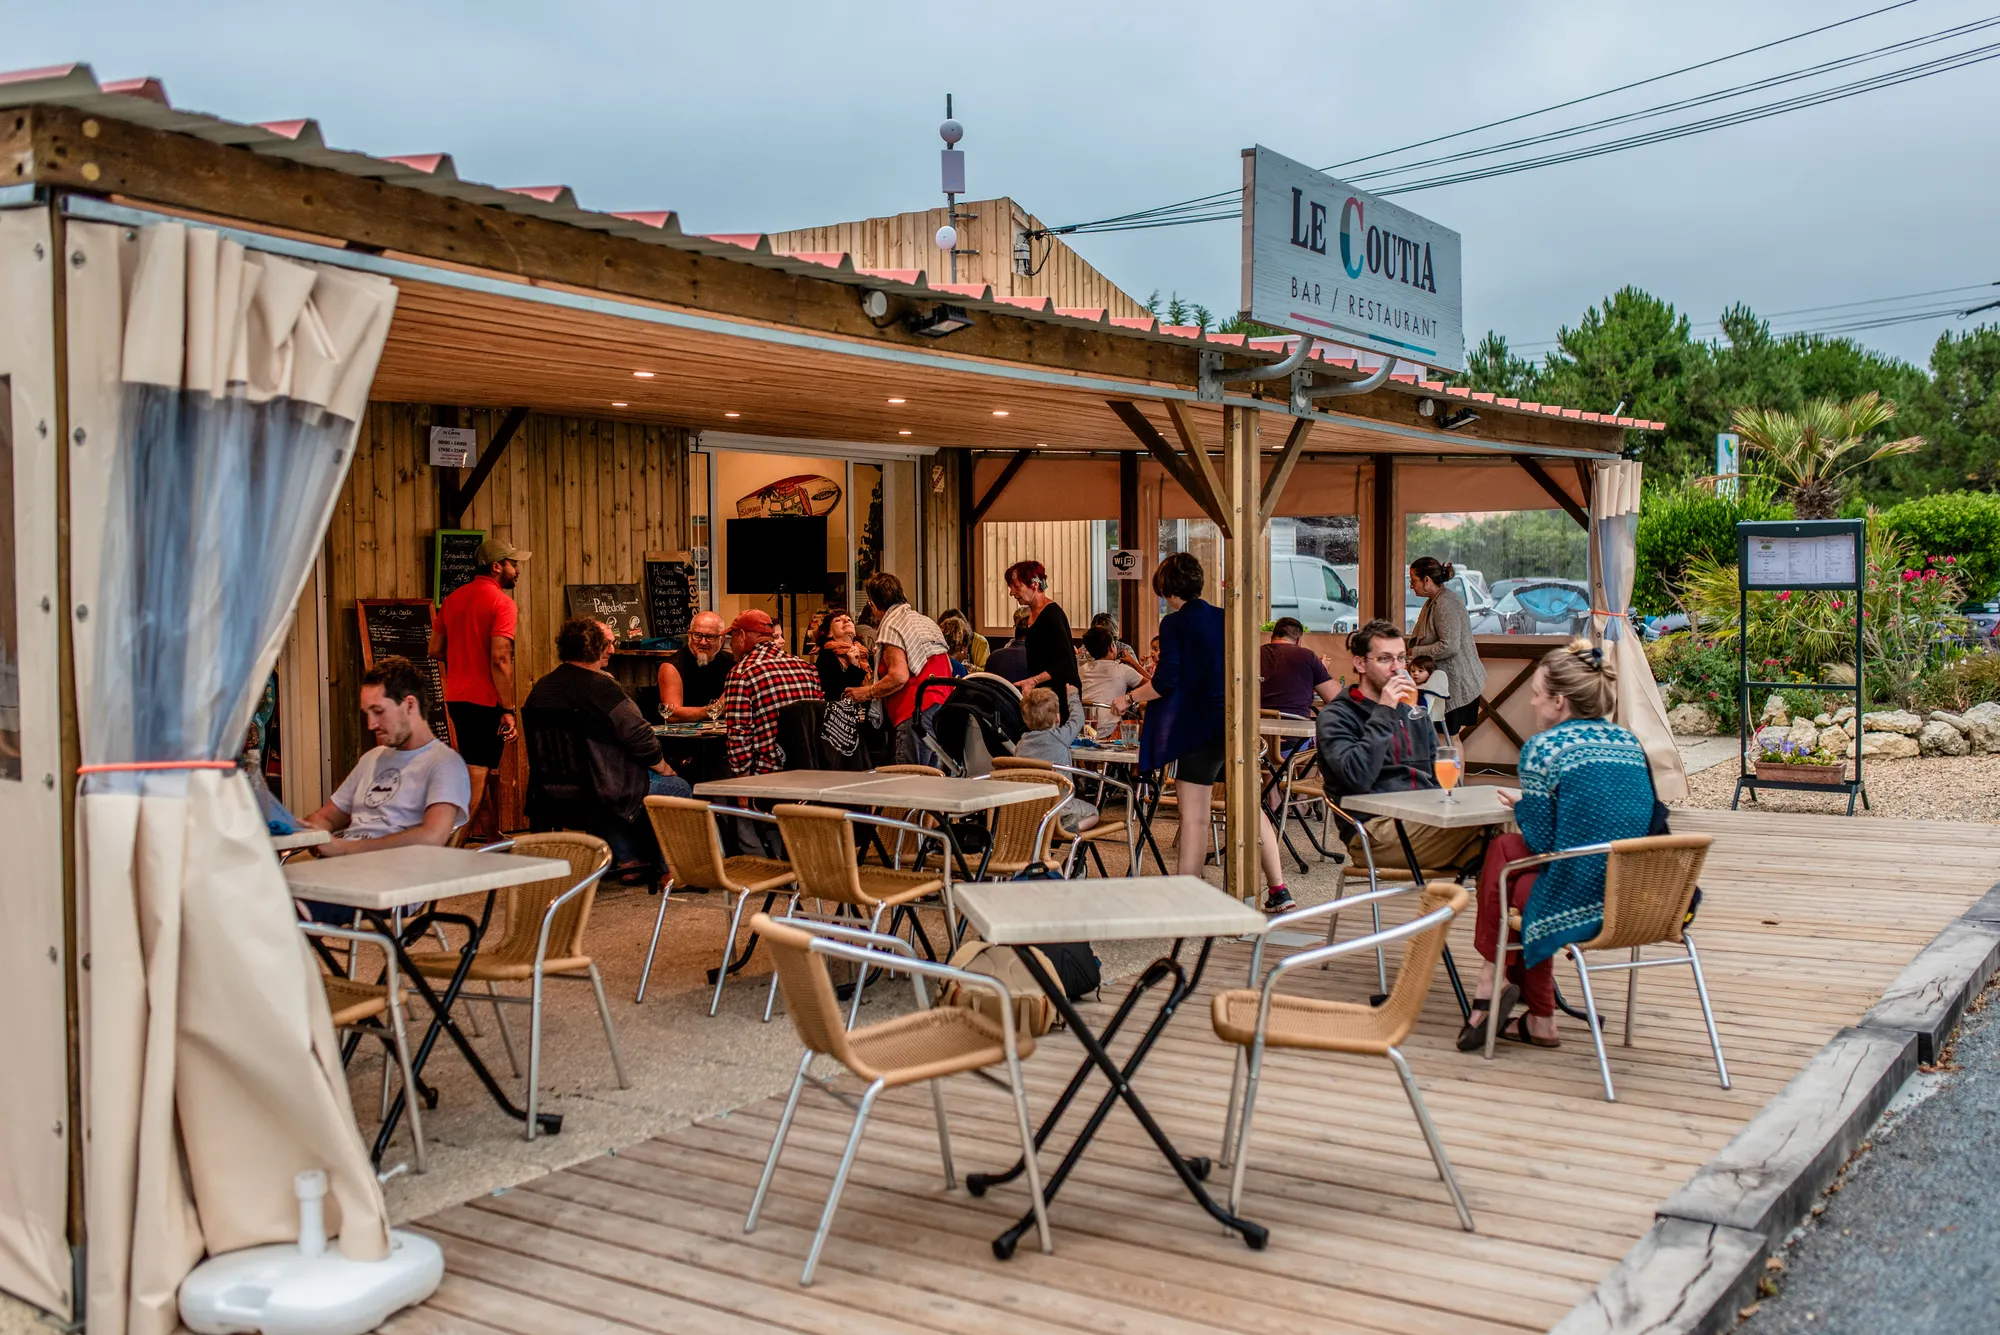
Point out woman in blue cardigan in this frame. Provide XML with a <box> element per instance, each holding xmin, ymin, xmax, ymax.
<box><xmin>1462</xmin><ymin>639</ymin><xmax>1658</xmax><ymax>1050</ymax></box>
<box><xmin>1109</xmin><ymin>553</ymin><xmax>1291</xmax><ymax>907</ymax></box>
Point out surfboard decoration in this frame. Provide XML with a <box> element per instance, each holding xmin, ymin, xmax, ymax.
<box><xmin>735</xmin><ymin>474</ymin><xmax>842</xmax><ymax>518</ymax></box>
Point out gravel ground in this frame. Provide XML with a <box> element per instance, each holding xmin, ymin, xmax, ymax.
<box><xmin>1740</xmin><ymin>982</ymin><xmax>2000</xmax><ymax>1334</ymax></box>
<box><xmin>1680</xmin><ymin>752</ymin><xmax>2000</xmax><ymax>823</ymax></box>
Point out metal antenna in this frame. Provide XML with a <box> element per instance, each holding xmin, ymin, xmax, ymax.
<box><xmin>939</xmin><ymin>94</ymin><xmax>968</xmax><ymax>284</ymax></box>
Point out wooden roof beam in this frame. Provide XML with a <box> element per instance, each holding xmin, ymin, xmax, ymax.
<box><xmin>1108</xmin><ymin>400</ymin><xmax>1230</xmax><ymax>536</ymax></box>
<box><xmin>1258</xmin><ymin>417</ymin><xmax>1315</xmax><ymax>528</ymax></box>
<box><xmin>1516</xmin><ymin>456</ymin><xmax>1590</xmax><ymax>528</ymax></box>
<box><xmin>970</xmin><ymin>449</ymin><xmax>1034</xmax><ymax>524</ymax></box>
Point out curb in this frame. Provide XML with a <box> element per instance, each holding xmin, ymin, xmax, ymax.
<box><xmin>1547</xmin><ymin>878</ymin><xmax>2000</xmax><ymax>1334</ymax></box>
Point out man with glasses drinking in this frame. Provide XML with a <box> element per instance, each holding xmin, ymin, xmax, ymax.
<box><xmin>1317</xmin><ymin>618</ymin><xmax>1485</xmax><ymax>886</ymax></box>
<box><xmin>657</xmin><ymin>610</ymin><xmax>735</xmax><ymax>721</ymax></box>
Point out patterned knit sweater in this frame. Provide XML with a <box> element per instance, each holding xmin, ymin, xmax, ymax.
<box><xmin>1517</xmin><ymin>718</ymin><xmax>1658</xmax><ymax>968</ymax></box>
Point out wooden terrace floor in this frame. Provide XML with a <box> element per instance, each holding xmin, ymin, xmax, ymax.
<box><xmin>390</xmin><ymin>808</ymin><xmax>1998</xmax><ymax>1335</ymax></box>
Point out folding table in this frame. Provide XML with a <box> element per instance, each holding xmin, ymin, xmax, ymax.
<box><xmin>284</xmin><ymin>845</ymin><xmax>570</xmax><ymax>1161</ymax></box>
<box><xmin>953</xmin><ymin>877</ymin><xmax>1271</xmax><ymax>1258</ymax></box>
<box><xmin>1070</xmin><ymin>744</ymin><xmax>1169</xmax><ymax>874</ymax></box>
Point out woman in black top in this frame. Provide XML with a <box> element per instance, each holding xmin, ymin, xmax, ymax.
<box><xmin>1005</xmin><ymin>559</ymin><xmax>1082</xmax><ymax>723</ymax></box>
<box><xmin>813</xmin><ymin>608</ymin><xmax>869</xmax><ymax>700</ymax></box>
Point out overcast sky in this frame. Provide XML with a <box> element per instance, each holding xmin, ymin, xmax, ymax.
<box><xmin>11</xmin><ymin>0</ymin><xmax>1997</xmax><ymax>369</ymax></box>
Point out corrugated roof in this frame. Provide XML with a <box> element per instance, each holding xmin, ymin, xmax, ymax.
<box><xmin>0</xmin><ymin>62</ymin><xmax>1665</xmax><ymax>433</ymax></box>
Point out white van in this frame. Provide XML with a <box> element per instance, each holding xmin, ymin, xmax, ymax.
<box><xmin>1271</xmin><ymin>555</ymin><xmax>1360</xmax><ymax>633</ymax></box>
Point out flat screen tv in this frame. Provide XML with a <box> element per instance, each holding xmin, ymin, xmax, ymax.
<box><xmin>725</xmin><ymin>516</ymin><xmax>828</xmax><ymax>594</ymax></box>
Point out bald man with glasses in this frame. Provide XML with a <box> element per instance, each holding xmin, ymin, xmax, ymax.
<box><xmin>658</xmin><ymin>610</ymin><xmax>735</xmax><ymax>721</ymax></box>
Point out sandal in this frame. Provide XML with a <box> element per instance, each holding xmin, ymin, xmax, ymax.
<box><xmin>1456</xmin><ymin>984</ymin><xmax>1521</xmax><ymax>1051</ymax></box>
<box><xmin>1499</xmin><ymin>1015</ymin><xmax>1562</xmax><ymax>1049</ymax></box>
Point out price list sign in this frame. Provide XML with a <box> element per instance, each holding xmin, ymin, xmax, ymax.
<box><xmin>1738</xmin><ymin>520</ymin><xmax>1863</xmax><ymax>591</ymax></box>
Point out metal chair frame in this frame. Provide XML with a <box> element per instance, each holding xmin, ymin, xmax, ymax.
<box><xmin>1046</xmin><ymin>762</ymin><xmax>1137</xmax><ymax>878</ymax></box>
<box><xmin>302</xmin><ymin>920</ymin><xmax>427</xmax><ymax>1173</ymax></box>
<box><xmin>973</xmin><ymin>765</ymin><xmax>1076</xmax><ymax>880</ymax></box>
<box><xmin>1215</xmin><ymin>891</ymin><xmax>1474</xmax><ymax>1232</ymax></box>
<box><xmin>637</xmin><ymin>799</ymin><xmax>799</xmax><ymax>1014</ymax></box>
<box><xmin>1487</xmin><ymin>840</ymin><xmax>1730</xmax><ymax>1102</ymax></box>
<box><xmin>745</xmin><ymin>917</ymin><xmax>1050</xmax><ymax>1285</ymax></box>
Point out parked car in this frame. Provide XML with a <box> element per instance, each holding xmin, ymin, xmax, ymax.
<box><xmin>1404</xmin><ymin>569</ymin><xmax>1497</xmax><ymax>634</ymax></box>
<box><xmin>1492</xmin><ymin>578</ymin><xmax>1592</xmax><ymax>636</ymax></box>
<box><xmin>1640</xmin><ymin>612</ymin><xmax>1690</xmax><ymax>641</ymax></box>
<box><xmin>1270</xmin><ymin>554</ymin><xmax>1359</xmax><ymax>634</ymax></box>
<box><xmin>1960</xmin><ymin>600</ymin><xmax>2000</xmax><ymax>645</ymax></box>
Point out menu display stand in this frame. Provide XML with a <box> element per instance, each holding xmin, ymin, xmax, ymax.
<box><xmin>1731</xmin><ymin>519</ymin><xmax>1869</xmax><ymax>816</ymax></box>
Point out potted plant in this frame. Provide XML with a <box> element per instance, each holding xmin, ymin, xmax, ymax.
<box><xmin>1753</xmin><ymin>736</ymin><xmax>1848</xmax><ymax>785</ymax></box>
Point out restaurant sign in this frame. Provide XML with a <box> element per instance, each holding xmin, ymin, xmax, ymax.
<box><xmin>1239</xmin><ymin>145</ymin><xmax>1464</xmax><ymax>373</ymax></box>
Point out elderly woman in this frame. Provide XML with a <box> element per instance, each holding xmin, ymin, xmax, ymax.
<box><xmin>1460</xmin><ymin>639</ymin><xmax>1657</xmax><ymax>1051</ymax></box>
<box><xmin>1407</xmin><ymin>556</ymin><xmax>1487</xmax><ymax>738</ymax></box>
<box><xmin>812</xmin><ymin>608</ymin><xmax>869</xmax><ymax>701</ymax></box>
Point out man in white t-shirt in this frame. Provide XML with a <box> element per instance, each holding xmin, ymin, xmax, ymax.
<box><xmin>1077</xmin><ymin>626</ymin><xmax>1144</xmax><ymax>734</ymax></box>
<box><xmin>302</xmin><ymin>656</ymin><xmax>472</xmax><ymax>857</ymax></box>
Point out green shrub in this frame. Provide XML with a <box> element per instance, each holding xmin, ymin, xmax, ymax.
<box><xmin>1908</xmin><ymin>653</ymin><xmax>2000</xmax><ymax>712</ymax></box>
<box><xmin>1646</xmin><ymin>633</ymin><xmax>1745</xmax><ymax>731</ymax></box>
<box><xmin>1880</xmin><ymin>491</ymin><xmax>2000</xmax><ymax>602</ymax></box>
<box><xmin>1633</xmin><ymin>479</ymin><xmax>1787</xmax><ymax>615</ymax></box>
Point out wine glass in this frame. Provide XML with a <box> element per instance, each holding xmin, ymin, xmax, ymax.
<box><xmin>1434</xmin><ymin>740</ymin><xmax>1462</xmax><ymax>804</ymax></box>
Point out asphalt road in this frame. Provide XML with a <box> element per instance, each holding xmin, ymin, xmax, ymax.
<box><xmin>1744</xmin><ymin>983</ymin><xmax>2000</xmax><ymax>1334</ymax></box>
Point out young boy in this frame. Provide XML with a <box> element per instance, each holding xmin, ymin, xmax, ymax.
<box><xmin>1013</xmin><ymin>686</ymin><xmax>1097</xmax><ymax>833</ymax></box>
<box><xmin>1077</xmin><ymin>626</ymin><xmax>1144</xmax><ymax>735</ymax></box>
<box><xmin>1410</xmin><ymin>654</ymin><xmax>1451</xmax><ymax>730</ymax></box>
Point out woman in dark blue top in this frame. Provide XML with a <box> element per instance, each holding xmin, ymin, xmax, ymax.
<box><xmin>1109</xmin><ymin>553</ymin><xmax>1293</xmax><ymax>907</ymax></box>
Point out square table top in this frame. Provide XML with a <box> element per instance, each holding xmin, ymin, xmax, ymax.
<box><xmin>828</xmin><ymin>775</ymin><xmax>1050</xmax><ymax>814</ymax></box>
<box><xmin>691</xmin><ymin>770</ymin><xmax>882</xmax><ymax>802</ymax></box>
<box><xmin>954</xmin><ymin>876</ymin><xmax>1266</xmax><ymax>945</ymax></box>
<box><xmin>270</xmin><ymin>828</ymin><xmax>331</xmax><ymax>851</ymax></box>
<box><xmin>282</xmin><ymin>846</ymin><xmax>572</xmax><ymax>911</ymax></box>
<box><xmin>1258</xmin><ymin>716</ymin><xmax>1317</xmax><ymax>739</ymax></box>
<box><xmin>1339</xmin><ymin>785</ymin><xmax>1513</xmax><ymax>830</ymax></box>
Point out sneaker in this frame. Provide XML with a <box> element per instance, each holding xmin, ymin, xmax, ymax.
<box><xmin>1262</xmin><ymin>887</ymin><xmax>1297</xmax><ymax>914</ymax></box>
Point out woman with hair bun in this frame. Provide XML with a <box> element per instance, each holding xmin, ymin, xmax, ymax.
<box><xmin>1408</xmin><ymin>555</ymin><xmax>1486</xmax><ymax>738</ymax></box>
<box><xmin>1004</xmin><ymin>558</ymin><xmax>1083</xmax><ymax>724</ymax></box>
<box><xmin>1459</xmin><ymin>638</ymin><xmax>1657</xmax><ymax>1051</ymax></box>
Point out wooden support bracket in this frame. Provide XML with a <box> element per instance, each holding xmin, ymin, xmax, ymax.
<box><xmin>1516</xmin><ymin>456</ymin><xmax>1590</xmax><ymax>529</ymax></box>
<box><xmin>1162</xmin><ymin>400</ymin><xmax>1230</xmax><ymax>535</ymax></box>
<box><xmin>1258</xmin><ymin>417</ymin><xmax>1315</xmax><ymax>528</ymax></box>
<box><xmin>970</xmin><ymin>448</ymin><xmax>1033</xmax><ymax>524</ymax></box>
<box><xmin>1107</xmin><ymin>400</ymin><xmax>1231</xmax><ymax>536</ymax></box>
<box><xmin>443</xmin><ymin>406</ymin><xmax>528</xmax><ymax>529</ymax></box>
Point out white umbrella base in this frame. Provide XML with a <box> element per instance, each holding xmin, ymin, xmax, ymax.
<box><xmin>178</xmin><ymin>1230</ymin><xmax>442</xmax><ymax>1335</ymax></box>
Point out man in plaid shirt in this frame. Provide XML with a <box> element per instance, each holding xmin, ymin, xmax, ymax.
<box><xmin>718</xmin><ymin>609</ymin><xmax>823</xmax><ymax>775</ymax></box>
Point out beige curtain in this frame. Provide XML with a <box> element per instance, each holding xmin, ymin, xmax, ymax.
<box><xmin>70</xmin><ymin>220</ymin><xmax>397</xmax><ymax>1335</ymax></box>
<box><xmin>1590</xmin><ymin>460</ymin><xmax>1688</xmax><ymax>801</ymax></box>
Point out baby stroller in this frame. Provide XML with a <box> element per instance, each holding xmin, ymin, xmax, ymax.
<box><xmin>914</xmin><ymin>673</ymin><xmax>1024</xmax><ymax>776</ymax></box>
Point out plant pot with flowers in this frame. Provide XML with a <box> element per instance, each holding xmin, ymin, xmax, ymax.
<box><xmin>1753</xmin><ymin>736</ymin><xmax>1849</xmax><ymax>785</ymax></box>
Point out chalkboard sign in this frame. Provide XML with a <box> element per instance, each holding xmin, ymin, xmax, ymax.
<box><xmin>356</xmin><ymin>599</ymin><xmax>452</xmax><ymax>742</ymax></box>
<box><xmin>566</xmin><ymin>583</ymin><xmax>648</xmax><ymax>643</ymax></box>
<box><xmin>431</xmin><ymin>528</ymin><xmax>485</xmax><ymax>604</ymax></box>
<box><xmin>643</xmin><ymin>556</ymin><xmax>696</xmax><ymax>641</ymax></box>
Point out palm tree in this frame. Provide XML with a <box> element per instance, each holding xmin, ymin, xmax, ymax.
<box><xmin>1727</xmin><ymin>392</ymin><xmax>1923</xmax><ymax>519</ymax></box>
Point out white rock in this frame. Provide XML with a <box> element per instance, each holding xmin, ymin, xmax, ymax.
<box><xmin>1821</xmin><ymin>729</ymin><xmax>1853</xmax><ymax>759</ymax></box>
<box><xmin>1965</xmin><ymin>701</ymin><xmax>2000</xmax><ymax>754</ymax></box>
<box><xmin>1786</xmin><ymin>720</ymin><xmax>1821</xmax><ymax>751</ymax></box>
<box><xmin>1859</xmin><ymin>731</ymin><xmax>1920</xmax><ymax>760</ymax></box>
<box><xmin>1844</xmin><ymin>716</ymin><xmax>1860</xmax><ymax>739</ymax></box>
<box><xmin>1667</xmin><ymin>703</ymin><xmax>1719</xmax><ymax>736</ymax></box>
<box><xmin>1831</xmin><ymin>706</ymin><xmax>1856</xmax><ymax>726</ymax></box>
<box><xmin>1760</xmin><ymin>695</ymin><xmax>1791</xmax><ymax>727</ymax></box>
<box><xmin>1920</xmin><ymin>720</ymin><xmax>1971</xmax><ymax>757</ymax></box>
<box><xmin>1813</xmin><ymin>713</ymin><xmax>1833</xmax><ymax>727</ymax></box>
<box><xmin>1754</xmin><ymin>725</ymin><xmax>1792</xmax><ymax>752</ymax></box>
<box><xmin>1929</xmin><ymin>711</ymin><xmax>1972</xmax><ymax>735</ymax></box>
<box><xmin>1861</xmin><ymin>709</ymin><xmax>1924</xmax><ymax>736</ymax></box>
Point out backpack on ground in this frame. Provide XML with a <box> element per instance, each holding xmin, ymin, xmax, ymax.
<box><xmin>938</xmin><ymin>938</ymin><xmax>1061</xmax><ymax>1037</ymax></box>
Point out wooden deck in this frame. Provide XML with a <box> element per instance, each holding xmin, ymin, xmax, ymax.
<box><xmin>392</xmin><ymin>809</ymin><xmax>1998</xmax><ymax>1335</ymax></box>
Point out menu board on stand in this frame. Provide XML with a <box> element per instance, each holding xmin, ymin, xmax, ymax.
<box><xmin>355</xmin><ymin>599</ymin><xmax>453</xmax><ymax>743</ymax></box>
<box><xmin>644</xmin><ymin>553</ymin><xmax>697</xmax><ymax>643</ymax></box>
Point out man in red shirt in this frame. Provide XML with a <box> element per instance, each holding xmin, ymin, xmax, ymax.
<box><xmin>717</xmin><ymin>609</ymin><xmax>822</xmax><ymax>776</ymax></box>
<box><xmin>429</xmin><ymin>536</ymin><xmax>527</xmax><ymax>830</ymax></box>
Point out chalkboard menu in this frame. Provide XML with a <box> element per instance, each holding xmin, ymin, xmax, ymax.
<box><xmin>356</xmin><ymin>599</ymin><xmax>452</xmax><ymax>741</ymax></box>
<box><xmin>644</xmin><ymin>556</ymin><xmax>696</xmax><ymax>641</ymax></box>
<box><xmin>565</xmin><ymin>583</ymin><xmax>648</xmax><ymax>643</ymax></box>
<box><xmin>431</xmin><ymin>528</ymin><xmax>485</xmax><ymax>604</ymax></box>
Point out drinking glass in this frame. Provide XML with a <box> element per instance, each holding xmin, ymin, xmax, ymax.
<box><xmin>1434</xmin><ymin>740</ymin><xmax>1462</xmax><ymax>803</ymax></box>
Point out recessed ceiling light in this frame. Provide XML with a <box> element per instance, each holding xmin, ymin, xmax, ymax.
<box><xmin>632</xmin><ymin>370</ymin><xmax>655</xmax><ymax>378</ymax></box>
<box><xmin>887</xmin><ymin>397</ymin><xmax>906</xmax><ymax>404</ymax></box>
<box><xmin>992</xmin><ymin>410</ymin><xmax>1010</xmax><ymax>417</ymax></box>
<box><xmin>724</xmin><ymin>412</ymin><xmax>741</xmax><ymax>418</ymax></box>
<box><xmin>611</xmin><ymin>401</ymin><xmax>628</xmax><ymax>407</ymax></box>
<box><xmin>898</xmin><ymin>430</ymin><xmax>913</xmax><ymax>436</ymax></box>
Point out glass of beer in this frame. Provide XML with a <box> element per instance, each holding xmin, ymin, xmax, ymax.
<box><xmin>1434</xmin><ymin>739</ymin><xmax>1462</xmax><ymax>803</ymax></box>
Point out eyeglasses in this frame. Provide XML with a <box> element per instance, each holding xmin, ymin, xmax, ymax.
<box><xmin>1367</xmin><ymin>652</ymin><xmax>1411</xmax><ymax>667</ymax></box>
<box><xmin>688</xmin><ymin>631</ymin><xmax>722</xmax><ymax>641</ymax></box>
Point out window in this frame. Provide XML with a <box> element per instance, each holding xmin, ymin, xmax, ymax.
<box><xmin>0</xmin><ymin>376</ymin><xmax>17</xmax><ymax>779</ymax></box>
<box><xmin>1404</xmin><ymin>510</ymin><xmax>1589</xmax><ymax>636</ymax></box>
<box><xmin>1269</xmin><ymin>515</ymin><xmax>1360</xmax><ymax>634</ymax></box>
<box><xmin>980</xmin><ymin>520</ymin><xmax>1111</xmax><ymax>631</ymax></box>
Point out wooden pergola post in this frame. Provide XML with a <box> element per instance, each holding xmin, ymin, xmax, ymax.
<box><xmin>1222</xmin><ymin>405</ymin><xmax>1261</xmax><ymax>903</ymax></box>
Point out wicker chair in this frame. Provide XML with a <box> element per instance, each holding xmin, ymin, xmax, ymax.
<box><xmin>404</xmin><ymin>832</ymin><xmax>626</xmax><ymax>1139</ymax></box>
<box><xmin>744</xmin><ymin>912</ymin><xmax>1049</xmax><ymax>1285</ymax></box>
<box><xmin>767</xmin><ymin>803</ymin><xmax>955</xmax><ymax>1025</ymax></box>
<box><xmin>975</xmin><ymin>765</ymin><xmax>1072</xmax><ymax>878</ymax></box>
<box><xmin>867</xmin><ymin>763</ymin><xmax>946</xmax><ymax>867</ymax></box>
<box><xmin>1212</xmin><ymin>882</ymin><xmax>1474</xmax><ymax>1231</ymax></box>
<box><xmin>638</xmin><ymin>796</ymin><xmax>799</xmax><ymax>1014</ymax></box>
<box><xmin>1488</xmin><ymin>833</ymin><xmax>1727</xmax><ymax>1101</ymax></box>
<box><xmin>995</xmin><ymin>756</ymin><xmax>1138</xmax><ymax>878</ymax></box>
<box><xmin>304</xmin><ymin>921</ymin><xmax>426</xmax><ymax>1173</ymax></box>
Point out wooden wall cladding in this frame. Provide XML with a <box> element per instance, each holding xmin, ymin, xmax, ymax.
<box><xmin>325</xmin><ymin>403</ymin><xmax>690</xmax><ymax>812</ymax></box>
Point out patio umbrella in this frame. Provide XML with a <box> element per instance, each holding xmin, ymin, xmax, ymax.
<box><xmin>1590</xmin><ymin>460</ymin><xmax>1688</xmax><ymax>801</ymax></box>
<box><xmin>69</xmin><ymin>220</ymin><xmax>397</xmax><ymax>1335</ymax></box>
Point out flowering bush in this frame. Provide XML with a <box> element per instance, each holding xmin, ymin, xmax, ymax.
<box><xmin>1867</xmin><ymin>549</ymin><xmax>1967</xmax><ymax>705</ymax></box>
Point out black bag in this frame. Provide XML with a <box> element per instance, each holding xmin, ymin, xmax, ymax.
<box><xmin>1009</xmin><ymin>863</ymin><xmax>1101</xmax><ymax>1000</ymax></box>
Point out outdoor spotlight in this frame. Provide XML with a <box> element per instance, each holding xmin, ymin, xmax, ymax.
<box><xmin>1416</xmin><ymin>397</ymin><xmax>1437</xmax><ymax>418</ymax></box>
<box><xmin>906</xmin><ymin>303</ymin><xmax>973</xmax><ymax>338</ymax></box>
<box><xmin>1438</xmin><ymin>408</ymin><xmax>1480</xmax><ymax>431</ymax></box>
<box><xmin>859</xmin><ymin>289</ymin><xmax>890</xmax><ymax>320</ymax></box>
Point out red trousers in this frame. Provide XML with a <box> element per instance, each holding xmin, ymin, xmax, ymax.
<box><xmin>1476</xmin><ymin>832</ymin><xmax>1556</xmax><ymax>1018</ymax></box>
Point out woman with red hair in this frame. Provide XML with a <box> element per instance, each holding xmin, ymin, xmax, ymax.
<box><xmin>1004</xmin><ymin>559</ymin><xmax>1083</xmax><ymax>725</ymax></box>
